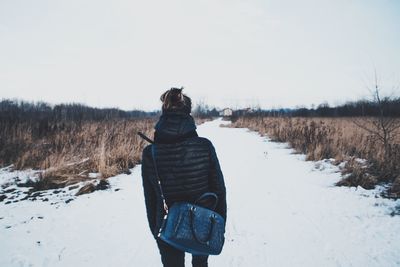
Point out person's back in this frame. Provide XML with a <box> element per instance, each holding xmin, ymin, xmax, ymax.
<box><xmin>141</xmin><ymin>88</ymin><xmax>227</xmax><ymax>267</ymax></box>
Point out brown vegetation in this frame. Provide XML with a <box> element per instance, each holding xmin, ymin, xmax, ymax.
<box><xmin>1</xmin><ymin>118</ymin><xmax>155</xmax><ymax>190</ymax></box>
<box><xmin>230</xmin><ymin>116</ymin><xmax>400</xmax><ymax>198</ymax></box>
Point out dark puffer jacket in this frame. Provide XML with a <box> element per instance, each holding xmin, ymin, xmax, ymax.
<box><xmin>141</xmin><ymin>110</ymin><xmax>227</xmax><ymax>239</ymax></box>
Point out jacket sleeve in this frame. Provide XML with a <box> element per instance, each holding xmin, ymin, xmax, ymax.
<box><xmin>208</xmin><ymin>141</ymin><xmax>227</xmax><ymax>223</ymax></box>
<box><xmin>141</xmin><ymin>146</ymin><xmax>157</xmax><ymax>239</ymax></box>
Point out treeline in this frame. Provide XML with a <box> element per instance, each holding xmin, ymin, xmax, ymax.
<box><xmin>192</xmin><ymin>102</ymin><xmax>220</xmax><ymax>119</ymax></box>
<box><xmin>238</xmin><ymin>98</ymin><xmax>400</xmax><ymax>118</ymax></box>
<box><xmin>0</xmin><ymin>99</ymin><xmax>158</xmax><ymax>123</ymax></box>
<box><xmin>0</xmin><ymin>99</ymin><xmax>159</xmax><ymax>140</ymax></box>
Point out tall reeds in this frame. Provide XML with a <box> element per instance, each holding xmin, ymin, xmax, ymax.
<box><xmin>1</xmin><ymin>118</ymin><xmax>155</xmax><ymax>189</ymax></box>
<box><xmin>231</xmin><ymin>116</ymin><xmax>400</xmax><ymax>198</ymax></box>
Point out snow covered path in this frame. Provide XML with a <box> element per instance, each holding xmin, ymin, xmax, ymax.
<box><xmin>1</xmin><ymin>118</ymin><xmax>400</xmax><ymax>267</ymax></box>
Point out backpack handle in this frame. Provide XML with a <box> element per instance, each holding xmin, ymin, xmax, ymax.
<box><xmin>194</xmin><ymin>192</ymin><xmax>218</xmax><ymax>210</ymax></box>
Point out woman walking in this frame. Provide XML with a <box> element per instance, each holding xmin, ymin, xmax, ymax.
<box><xmin>141</xmin><ymin>88</ymin><xmax>227</xmax><ymax>267</ymax></box>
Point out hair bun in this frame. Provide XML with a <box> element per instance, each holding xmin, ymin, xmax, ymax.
<box><xmin>160</xmin><ymin>87</ymin><xmax>192</xmax><ymax>113</ymax></box>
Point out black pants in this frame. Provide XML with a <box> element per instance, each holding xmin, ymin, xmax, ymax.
<box><xmin>156</xmin><ymin>239</ymin><xmax>208</xmax><ymax>267</ymax></box>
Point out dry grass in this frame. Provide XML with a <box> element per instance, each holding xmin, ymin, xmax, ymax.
<box><xmin>1</xmin><ymin>118</ymin><xmax>155</xmax><ymax>190</ymax></box>
<box><xmin>230</xmin><ymin>116</ymin><xmax>400</xmax><ymax>197</ymax></box>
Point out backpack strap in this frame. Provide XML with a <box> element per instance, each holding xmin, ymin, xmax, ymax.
<box><xmin>137</xmin><ymin>132</ymin><xmax>154</xmax><ymax>144</ymax></box>
<box><xmin>151</xmin><ymin>144</ymin><xmax>169</xmax><ymax>213</ymax></box>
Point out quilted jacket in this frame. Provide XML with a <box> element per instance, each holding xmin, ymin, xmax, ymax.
<box><xmin>141</xmin><ymin>110</ymin><xmax>227</xmax><ymax>239</ymax></box>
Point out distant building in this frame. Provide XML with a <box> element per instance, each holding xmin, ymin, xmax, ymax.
<box><xmin>219</xmin><ymin>108</ymin><xmax>233</xmax><ymax>117</ymax></box>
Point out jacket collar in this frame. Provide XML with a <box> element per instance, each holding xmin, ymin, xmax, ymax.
<box><xmin>154</xmin><ymin>110</ymin><xmax>197</xmax><ymax>144</ymax></box>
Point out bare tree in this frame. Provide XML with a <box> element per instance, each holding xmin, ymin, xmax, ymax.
<box><xmin>353</xmin><ymin>70</ymin><xmax>400</xmax><ymax>167</ymax></box>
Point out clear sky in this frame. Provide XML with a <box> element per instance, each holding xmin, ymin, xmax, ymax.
<box><xmin>0</xmin><ymin>0</ymin><xmax>399</xmax><ymax>111</ymax></box>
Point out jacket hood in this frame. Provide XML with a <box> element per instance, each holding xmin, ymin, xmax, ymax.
<box><xmin>154</xmin><ymin>110</ymin><xmax>197</xmax><ymax>144</ymax></box>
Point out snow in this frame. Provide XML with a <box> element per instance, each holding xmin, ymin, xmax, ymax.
<box><xmin>0</xmin><ymin>165</ymin><xmax>40</xmax><ymax>186</ymax></box>
<box><xmin>1</xmin><ymin>117</ymin><xmax>400</xmax><ymax>267</ymax></box>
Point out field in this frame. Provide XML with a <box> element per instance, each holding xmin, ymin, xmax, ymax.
<box><xmin>0</xmin><ymin>118</ymin><xmax>156</xmax><ymax>190</ymax></box>
<box><xmin>229</xmin><ymin>116</ymin><xmax>400</xmax><ymax>198</ymax></box>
